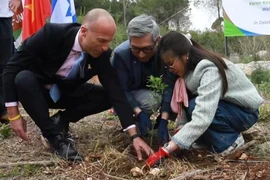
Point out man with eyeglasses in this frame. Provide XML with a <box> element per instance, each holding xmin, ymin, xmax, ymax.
<box><xmin>112</xmin><ymin>14</ymin><xmax>177</xmax><ymax>144</ymax></box>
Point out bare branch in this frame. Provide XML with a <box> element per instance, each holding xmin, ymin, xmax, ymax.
<box><xmin>169</xmin><ymin>167</ymin><xmax>218</xmax><ymax>180</ymax></box>
<box><xmin>0</xmin><ymin>161</ymin><xmax>57</xmax><ymax>168</ymax></box>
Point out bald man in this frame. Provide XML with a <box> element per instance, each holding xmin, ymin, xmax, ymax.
<box><xmin>3</xmin><ymin>8</ymin><xmax>153</xmax><ymax>161</ymax></box>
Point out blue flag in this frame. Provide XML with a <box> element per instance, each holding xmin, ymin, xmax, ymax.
<box><xmin>50</xmin><ymin>0</ymin><xmax>77</xmax><ymax>23</ymax></box>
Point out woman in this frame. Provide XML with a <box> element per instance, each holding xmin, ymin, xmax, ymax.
<box><xmin>146</xmin><ymin>31</ymin><xmax>264</xmax><ymax>167</ymax></box>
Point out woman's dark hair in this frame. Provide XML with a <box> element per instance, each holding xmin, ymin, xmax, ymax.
<box><xmin>158</xmin><ymin>31</ymin><xmax>228</xmax><ymax>96</ymax></box>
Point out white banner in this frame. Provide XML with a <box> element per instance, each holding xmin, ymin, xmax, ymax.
<box><xmin>223</xmin><ymin>0</ymin><xmax>270</xmax><ymax>36</ymax></box>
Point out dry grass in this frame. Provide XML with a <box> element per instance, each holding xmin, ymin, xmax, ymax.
<box><xmin>1</xmin><ymin>104</ymin><xmax>270</xmax><ymax>179</ymax></box>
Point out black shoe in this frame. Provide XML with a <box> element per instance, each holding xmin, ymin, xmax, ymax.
<box><xmin>48</xmin><ymin>134</ymin><xmax>83</xmax><ymax>162</ymax></box>
<box><xmin>51</xmin><ymin>111</ymin><xmax>75</xmax><ymax>143</ymax></box>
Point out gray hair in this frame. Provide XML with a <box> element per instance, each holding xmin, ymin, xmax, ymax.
<box><xmin>127</xmin><ymin>14</ymin><xmax>160</xmax><ymax>42</ymax></box>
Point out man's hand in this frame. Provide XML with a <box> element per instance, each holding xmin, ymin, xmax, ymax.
<box><xmin>9</xmin><ymin>0</ymin><xmax>21</xmax><ymax>13</ymax></box>
<box><xmin>156</xmin><ymin>117</ymin><xmax>169</xmax><ymax>144</ymax></box>
<box><xmin>10</xmin><ymin>116</ymin><xmax>28</xmax><ymax>141</ymax></box>
<box><xmin>132</xmin><ymin>137</ymin><xmax>154</xmax><ymax>161</ymax></box>
<box><xmin>137</xmin><ymin>111</ymin><xmax>152</xmax><ymax>136</ymax></box>
<box><xmin>146</xmin><ymin>147</ymin><xmax>169</xmax><ymax>167</ymax></box>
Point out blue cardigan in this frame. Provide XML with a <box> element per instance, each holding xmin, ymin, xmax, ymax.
<box><xmin>112</xmin><ymin>40</ymin><xmax>177</xmax><ymax>113</ymax></box>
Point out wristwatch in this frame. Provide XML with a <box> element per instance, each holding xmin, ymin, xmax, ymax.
<box><xmin>130</xmin><ymin>134</ymin><xmax>141</xmax><ymax>141</ymax></box>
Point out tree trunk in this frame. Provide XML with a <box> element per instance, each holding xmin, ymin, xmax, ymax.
<box><xmin>123</xmin><ymin>0</ymin><xmax>126</xmax><ymax>27</ymax></box>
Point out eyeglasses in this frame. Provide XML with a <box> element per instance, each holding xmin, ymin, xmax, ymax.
<box><xmin>168</xmin><ymin>57</ymin><xmax>179</xmax><ymax>69</ymax></box>
<box><xmin>130</xmin><ymin>44</ymin><xmax>156</xmax><ymax>53</ymax></box>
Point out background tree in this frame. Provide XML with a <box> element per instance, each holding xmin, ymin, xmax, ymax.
<box><xmin>74</xmin><ymin>0</ymin><xmax>190</xmax><ymax>30</ymax></box>
<box><xmin>194</xmin><ymin>0</ymin><xmax>222</xmax><ymax>31</ymax></box>
<box><xmin>211</xmin><ymin>17</ymin><xmax>223</xmax><ymax>32</ymax></box>
<box><xmin>73</xmin><ymin>0</ymin><xmax>270</xmax><ymax>62</ymax></box>
<box><xmin>133</xmin><ymin>0</ymin><xmax>190</xmax><ymax>31</ymax></box>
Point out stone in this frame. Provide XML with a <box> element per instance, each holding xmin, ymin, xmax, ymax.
<box><xmin>236</xmin><ymin>61</ymin><xmax>270</xmax><ymax>75</ymax></box>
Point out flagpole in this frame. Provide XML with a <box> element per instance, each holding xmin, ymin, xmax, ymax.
<box><xmin>224</xmin><ymin>36</ymin><xmax>229</xmax><ymax>57</ymax></box>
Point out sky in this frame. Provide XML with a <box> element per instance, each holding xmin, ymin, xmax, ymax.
<box><xmin>189</xmin><ymin>2</ymin><xmax>216</xmax><ymax>31</ymax></box>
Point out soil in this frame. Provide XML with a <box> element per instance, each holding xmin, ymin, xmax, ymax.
<box><xmin>0</xmin><ymin>107</ymin><xmax>270</xmax><ymax>180</ymax></box>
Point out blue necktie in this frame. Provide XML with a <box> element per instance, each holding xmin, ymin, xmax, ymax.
<box><xmin>50</xmin><ymin>52</ymin><xmax>85</xmax><ymax>102</ymax></box>
<box><xmin>65</xmin><ymin>52</ymin><xmax>85</xmax><ymax>80</ymax></box>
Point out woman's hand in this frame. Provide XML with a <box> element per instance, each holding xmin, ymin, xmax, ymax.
<box><xmin>146</xmin><ymin>147</ymin><xmax>169</xmax><ymax>167</ymax></box>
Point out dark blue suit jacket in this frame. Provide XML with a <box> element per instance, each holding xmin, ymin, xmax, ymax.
<box><xmin>112</xmin><ymin>40</ymin><xmax>177</xmax><ymax>113</ymax></box>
